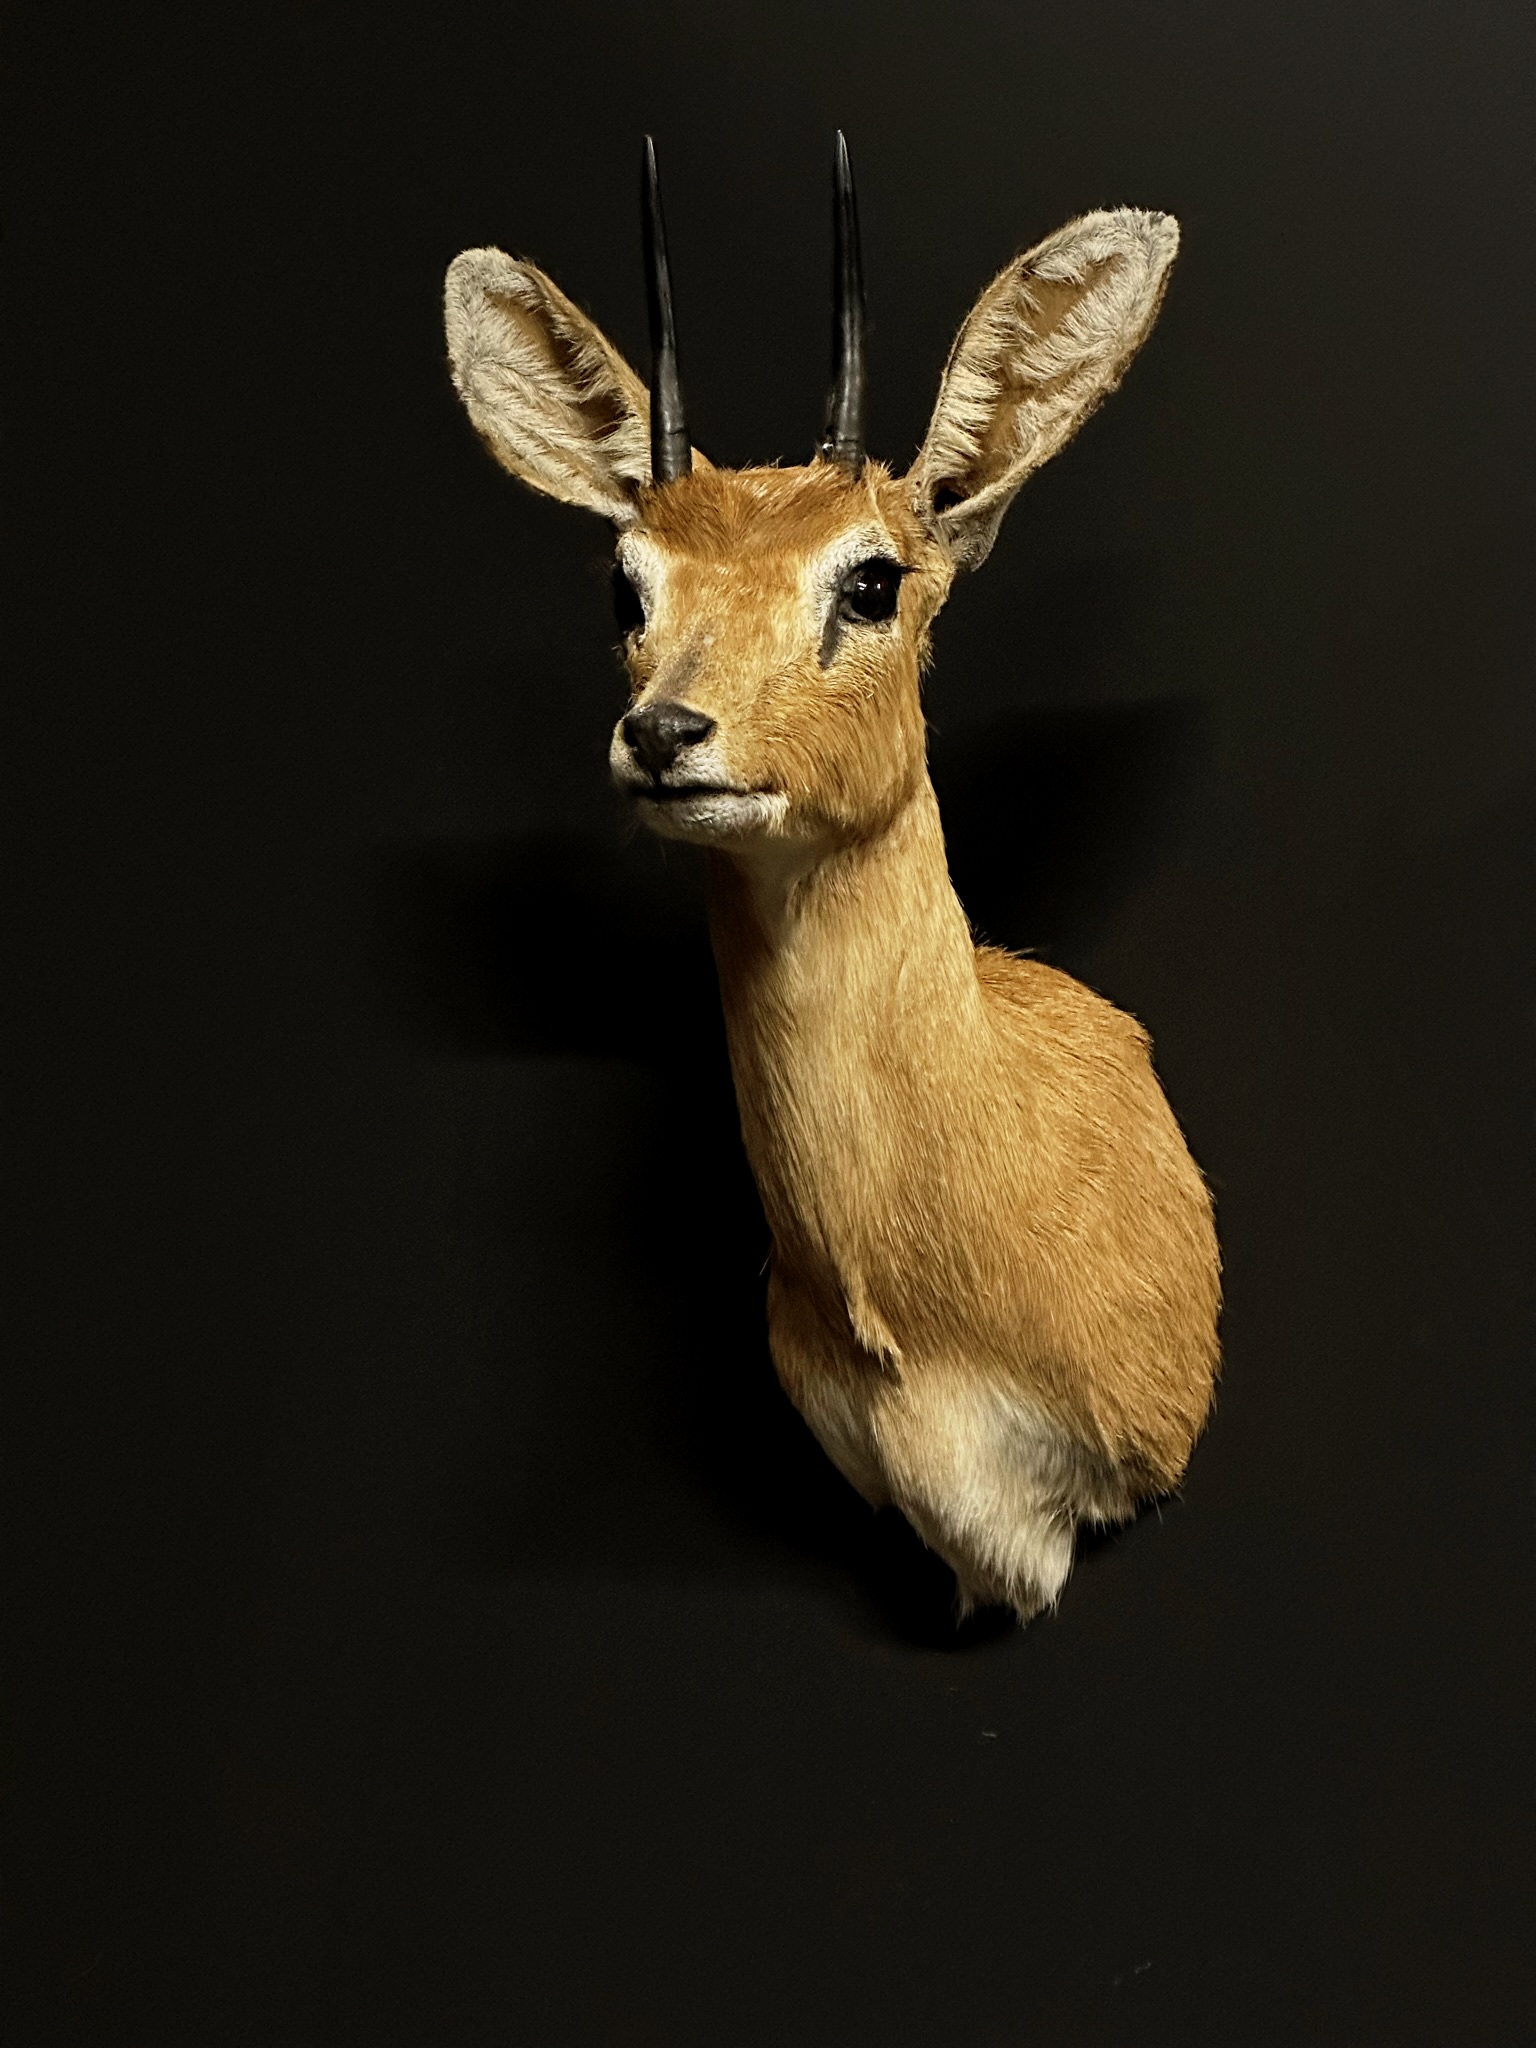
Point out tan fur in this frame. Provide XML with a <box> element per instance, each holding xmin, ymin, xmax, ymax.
<box><xmin>444</xmin><ymin>206</ymin><xmax>1219</xmax><ymax>1622</ymax></box>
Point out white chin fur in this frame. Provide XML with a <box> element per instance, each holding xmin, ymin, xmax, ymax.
<box><xmin>631</xmin><ymin>788</ymin><xmax>788</xmax><ymax>844</ymax></box>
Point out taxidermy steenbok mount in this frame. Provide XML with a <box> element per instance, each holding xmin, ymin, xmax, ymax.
<box><xmin>443</xmin><ymin>137</ymin><xmax>1220</xmax><ymax>1624</ymax></box>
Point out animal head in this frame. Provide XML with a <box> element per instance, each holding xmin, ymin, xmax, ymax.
<box><xmin>445</xmin><ymin>138</ymin><xmax>1177</xmax><ymax>860</ymax></box>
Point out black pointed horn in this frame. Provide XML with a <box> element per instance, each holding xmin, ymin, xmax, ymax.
<box><xmin>641</xmin><ymin>136</ymin><xmax>691</xmax><ymax>485</ymax></box>
<box><xmin>819</xmin><ymin>131</ymin><xmax>867</xmax><ymax>472</ymax></box>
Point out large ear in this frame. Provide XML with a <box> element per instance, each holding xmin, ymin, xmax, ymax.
<box><xmin>444</xmin><ymin>247</ymin><xmax>706</xmax><ymax>523</ymax></box>
<box><xmin>908</xmin><ymin>209</ymin><xmax>1178</xmax><ymax>570</ymax></box>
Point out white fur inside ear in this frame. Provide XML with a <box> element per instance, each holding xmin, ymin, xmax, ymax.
<box><xmin>912</xmin><ymin>208</ymin><xmax>1179</xmax><ymax>569</ymax></box>
<box><xmin>444</xmin><ymin>247</ymin><xmax>653</xmax><ymax>521</ymax></box>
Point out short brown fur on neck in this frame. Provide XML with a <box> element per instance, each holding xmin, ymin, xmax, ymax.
<box><xmin>706</xmin><ymin>775</ymin><xmax>1217</xmax><ymax>1487</ymax></box>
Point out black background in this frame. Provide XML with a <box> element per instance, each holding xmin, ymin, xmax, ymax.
<box><xmin>6</xmin><ymin>2</ymin><xmax>1534</xmax><ymax>2041</ymax></box>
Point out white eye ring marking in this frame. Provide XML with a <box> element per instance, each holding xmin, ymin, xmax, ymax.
<box><xmin>807</xmin><ymin>527</ymin><xmax>905</xmax><ymax>666</ymax></box>
<box><xmin>615</xmin><ymin>534</ymin><xmax>666</xmax><ymax>625</ymax></box>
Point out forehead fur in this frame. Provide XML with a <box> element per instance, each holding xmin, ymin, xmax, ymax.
<box><xmin>633</xmin><ymin>460</ymin><xmax>929</xmax><ymax>562</ymax></box>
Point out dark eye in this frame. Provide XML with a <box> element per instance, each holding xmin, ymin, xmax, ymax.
<box><xmin>611</xmin><ymin>564</ymin><xmax>645</xmax><ymax>635</ymax></box>
<box><xmin>838</xmin><ymin>557</ymin><xmax>905</xmax><ymax>625</ymax></box>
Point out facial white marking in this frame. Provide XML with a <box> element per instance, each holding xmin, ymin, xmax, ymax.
<box><xmin>617</xmin><ymin>523</ymin><xmax>905</xmax><ymax>659</ymax></box>
<box><xmin>614</xmin><ymin>533</ymin><xmax>669</xmax><ymax>631</ymax></box>
<box><xmin>802</xmin><ymin>524</ymin><xmax>904</xmax><ymax>613</ymax></box>
<box><xmin>632</xmin><ymin>788</ymin><xmax>790</xmax><ymax>845</ymax></box>
<box><xmin>800</xmin><ymin>524</ymin><xmax>906</xmax><ymax>663</ymax></box>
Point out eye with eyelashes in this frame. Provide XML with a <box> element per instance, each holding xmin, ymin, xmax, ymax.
<box><xmin>836</xmin><ymin>557</ymin><xmax>908</xmax><ymax>627</ymax></box>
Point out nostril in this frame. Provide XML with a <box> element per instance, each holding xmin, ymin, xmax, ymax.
<box><xmin>622</xmin><ymin>700</ymin><xmax>716</xmax><ymax>778</ymax></box>
<box><xmin>666</xmin><ymin>706</ymin><xmax>715</xmax><ymax>747</ymax></box>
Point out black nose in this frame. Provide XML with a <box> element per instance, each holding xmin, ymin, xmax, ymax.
<box><xmin>622</xmin><ymin>700</ymin><xmax>716</xmax><ymax>779</ymax></box>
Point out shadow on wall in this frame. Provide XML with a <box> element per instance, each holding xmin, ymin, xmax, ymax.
<box><xmin>372</xmin><ymin>693</ymin><xmax>1210</xmax><ymax>1643</ymax></box>
<box><xmin>935</xmin><ymin>696</ymin><xmax>1210</xmax><ymax>962</ymax></box>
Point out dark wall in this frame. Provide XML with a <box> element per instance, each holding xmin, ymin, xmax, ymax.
<box><xmin>7</xmin><ymin>3</ymin><xmax>1532</xmax><ymax>2041</ymax></box>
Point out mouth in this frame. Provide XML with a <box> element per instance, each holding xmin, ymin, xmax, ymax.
<box><xmin>633</xmin><ymin>781</ymin><xmax>751</xmax><ymax>804</ymax></box>
<box><xmin>619</xmin><ymin>776</ymin><xmax>789</xmax><ymax>845</ymax></box>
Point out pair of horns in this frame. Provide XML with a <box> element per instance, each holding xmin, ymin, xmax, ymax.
<box><xmin>642</xmin><ymin>132</ymin><xmax>867</xmax><ymax>485</ymax></box>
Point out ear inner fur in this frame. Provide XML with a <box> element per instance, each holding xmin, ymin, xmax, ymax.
<box><xmin>445</xmin><ymin>248</ymin><xmax>710</xmax><ymax>520</ymax></box>
<box><xmin>909</xmin><ymin>208</ymin><xmax>1179</xmax><ymax>569</ymax></box>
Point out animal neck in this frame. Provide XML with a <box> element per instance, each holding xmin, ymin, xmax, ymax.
<box><xmin>707</xmin><ymin>776</ymin><xmax>977</xmax><ymax>1018</ymax></box>
<box><xmin>705</xmin><ymin>780</ymin><xmax>992</xmax><ymax>1272</ymax></box>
